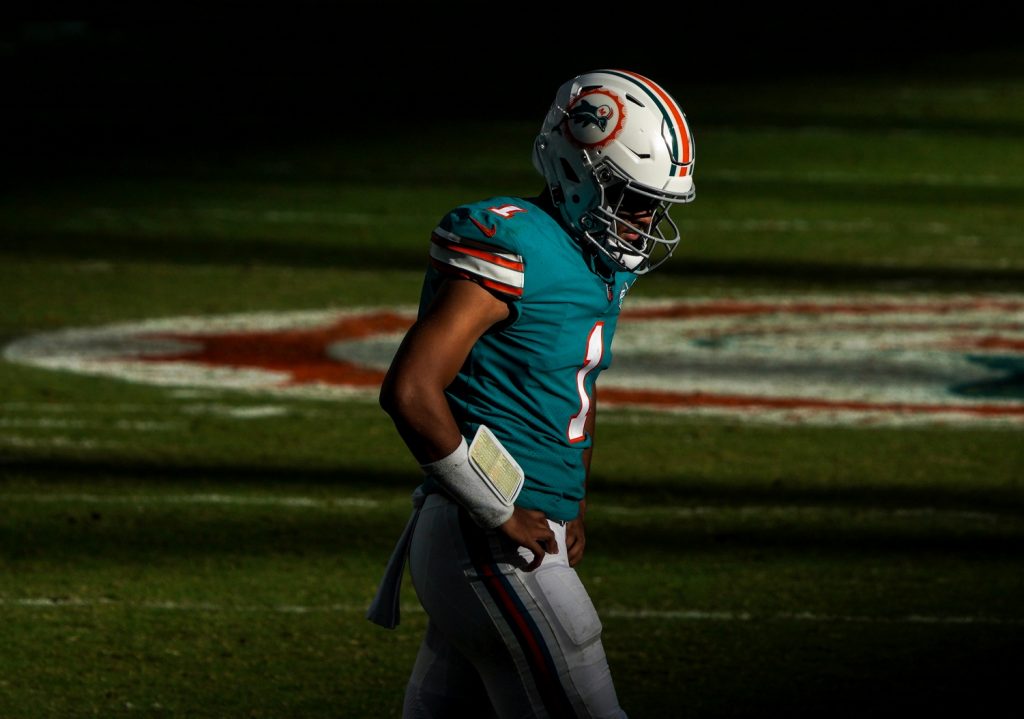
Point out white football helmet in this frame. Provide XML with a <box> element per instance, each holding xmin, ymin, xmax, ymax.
<box><xmin>532</xmin><ymin>69</ymin><xmax>695</xmax><ymax>274</ymax></box>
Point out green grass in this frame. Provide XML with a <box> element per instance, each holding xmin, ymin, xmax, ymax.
<box><xmin>3</xmin><ymin>52</ymin><xmax>1024</xmax><ymax>717</ymax></box>
<box><xmin>2</xmin><ymin>392</ymin><xmax>1021</xmax><ymax>716</ymax></box>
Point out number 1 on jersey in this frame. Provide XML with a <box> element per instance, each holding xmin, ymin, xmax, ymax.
<box><xmin>567</xmin><ymin>322</ymin><xmax>604</xmax><ymax>443</ymax></box>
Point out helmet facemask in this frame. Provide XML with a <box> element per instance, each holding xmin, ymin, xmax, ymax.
<box><xmin>577</xmin><ymin>161</ymin><xmax>690</xmax><ymax>274</ymax></box>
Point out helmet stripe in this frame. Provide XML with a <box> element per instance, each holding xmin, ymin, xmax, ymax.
<box><xmin>605</xmin><ymin>69</ymin><xmax>693</xmax><ymax>177</ymax></box>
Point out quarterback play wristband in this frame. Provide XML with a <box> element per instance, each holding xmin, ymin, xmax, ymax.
<box><xmin>422</xmin><ymin>427</ymin><xmax>524</xmax><ymax>529</ymax></box>
<box><xmin>468</xmin><ymin>424</ymin><xmax>525</xmax><ymax>507</ymax></box>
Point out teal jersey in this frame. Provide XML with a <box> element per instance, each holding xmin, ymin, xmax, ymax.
<box><xmin>421</xmin><ymin>196</ymin><xmax>636</xmax><ymax>521</ymax></box>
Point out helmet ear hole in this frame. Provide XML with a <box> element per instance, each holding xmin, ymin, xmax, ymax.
<box><xmin>559</xmin><ymin>158</ymin><xmax>580</xmax><ymax>184</ymax></box>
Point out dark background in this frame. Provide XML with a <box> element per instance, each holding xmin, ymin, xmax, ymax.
<box><xmin>4</xmin><ymin>18</ymin><xmax>1023</xmax><ymax>180</ymax></box>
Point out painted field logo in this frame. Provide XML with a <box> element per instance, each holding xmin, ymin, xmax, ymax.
<box><xmin>5</xmin><ymin>295</ymin><xmax>1024</xmax><ymax>426</ymax></box>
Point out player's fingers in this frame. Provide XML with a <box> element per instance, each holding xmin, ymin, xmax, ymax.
<box><xmin>541</xmin><ymin>526</ymin><xmax>558</xmax><ymax>555</ymax></box>
<box><xmin>524</xmin><ymin>541</ymin><xmax>545</xmax><ymax>571</ymax></box>
<box><xmin>522</xmin><ymin>508</ymin><xmax>547</xmax><ymax>523</ymax></box>
<box><xmin>568</xmin><ymin>547</ymin><xmax>583</xmax><ymax>567</ymax></box>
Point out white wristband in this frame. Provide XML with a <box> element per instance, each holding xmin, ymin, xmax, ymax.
<box><xmin>422</xmin><ymin>437</ymin><xmax>514</xmax><ymax>529</ymax></box>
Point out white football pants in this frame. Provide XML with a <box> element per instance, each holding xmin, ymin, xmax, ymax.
<box><xmin>403</xmin><ymin>492</ymin><xmax>627</xmax><ymax>719</ymax></box>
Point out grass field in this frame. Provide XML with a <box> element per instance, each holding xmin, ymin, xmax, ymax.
<box><xmin>2</xmin><ymin>51</ymin><xmax>1024</xmax><ymax>717</ymax></box>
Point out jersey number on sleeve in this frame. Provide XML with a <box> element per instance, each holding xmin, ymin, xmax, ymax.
<box><xmin>567</xmin><ymin>322</ymin><xmax>605</xmax><ymax>443</ymax></box>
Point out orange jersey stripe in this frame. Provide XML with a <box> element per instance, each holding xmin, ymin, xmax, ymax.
<box><xmin>430</xmin><ymin>234</ymin><xmax>525</xmax><ymax>272</ymax></box>
<box><xmin>430</xmin><ymin>258</ymin><xmax>524</xmax><ymax>298</ymax></box>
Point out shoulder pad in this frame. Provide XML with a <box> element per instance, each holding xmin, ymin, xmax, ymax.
<box><xmin>430</xmin><ymin>200</ymin><xmax>529</xmax><ymax>299</ymax></box>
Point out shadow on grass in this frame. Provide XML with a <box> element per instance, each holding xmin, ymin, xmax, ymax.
<box><xmin>2</xmin><ymin>230</ymin><xmax>429</xmax><ymax>272</ymax></box>
<box><xmin>5</xmin><ymin>229</ymin><xmax>1024</xmax><ymax>291</ymax></box>
<box><xmin>2</xmin><ymin>456</ymin><xmax>1023</xmax><ymax>562</ymax></box>
<box><xmin>1</xmin><ymin>495</ymin><xmax>1021</xmax><ymax>564</ymax></box>
<box><xmin>4</xmin><ymin>454</ymin><xmax>1023</xmax><ymax>511</ymax></box>
<box><xmin>0</xmin><ymin>455</ymin><xmax>407</xmax><ymax>492</ymax></box>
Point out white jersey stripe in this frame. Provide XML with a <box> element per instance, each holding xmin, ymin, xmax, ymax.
<box><xmin>429</xmin><ymin>243</ymin><xmax>525</xmax><ymax>292</ymax></box>
<box><xmin>432</xmin><ymin>226</ymin><xmax>523</xmax><ymax>264</ymax></box>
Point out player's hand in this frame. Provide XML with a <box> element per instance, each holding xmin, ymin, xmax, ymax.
<box><xmin>565</xmin><ymin>515</ymin><xmax>586</xmax><ymax>567</ymax></box>
<box><xmin>499</xmin><ymin>506</ymin><xmax>557</xmax><ymax>572</ymax></box>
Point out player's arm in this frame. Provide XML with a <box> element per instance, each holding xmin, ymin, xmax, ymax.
<box><xmin>567</xmin><ymin>385</ymin><xmax>595</xmax><ymax>567</ymax></box>
<box><xmin>379</xmin><ymin>278</ymin><xmax>504</xmax><ymax>463</ymax></box>
<box><xmin>379</xmin><ymin>277</ymin><xmax>556</xmax><ymax>568</ymax></box>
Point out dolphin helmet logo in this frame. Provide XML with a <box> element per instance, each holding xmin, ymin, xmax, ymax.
<box><xmin>569</xmin><ymin>99</ymin><xmax>613</xmax><ymax>131</ymax></box>
<box><xmin>564</xmin><ymin>89</ymin><xmax>627</xmax><ymax>149</ymax></box>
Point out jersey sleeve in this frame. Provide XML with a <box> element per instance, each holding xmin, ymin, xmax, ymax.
<box><xmin>429</xmin><ymin>204</ymin><xmax>525</xmax><ymax>300</ymax></box>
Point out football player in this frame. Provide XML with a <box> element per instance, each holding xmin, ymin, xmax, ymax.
<box><xmin>370</xmin><ymin>69</ymin><xmax>696</xmax><ymax>718</ymax></box>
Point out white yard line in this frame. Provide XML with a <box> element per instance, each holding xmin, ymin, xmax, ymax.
<box><xmin>1</xmin><ymin>401</ymin><xmax>323</xmax><ymax>418</ymax></box>
<box><xmin>0</xmin><ymin>417</ymin><xmax>177</xmax><ymax>431</ymax></box>
<box><xmin>1</xmin><ymin>596</ymin><xmax>1020</xmax><ymax>626</ymax></box>
<box><xmin>0</xmin><ymin>436</ymin><xmax>121</xmax><ymax>450</ymax></box>
<box><xmin>0</xmin><ymin>417</ymin><xmax>92</xmax><ymax>429</ymax></box>
<box><xmin>1</xmin><ymin>402</ymin><xmax>144</xmax><ymax>413</ymax></box>
<box><xmin>181</xmin><ymin>404</ymin><xmax>290</xmax><ymax>419</ymax></box>
<box><xmin>1</xmin><ymin>493</ymin><xmax>384</xmax><ymax>509</ymax></box>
